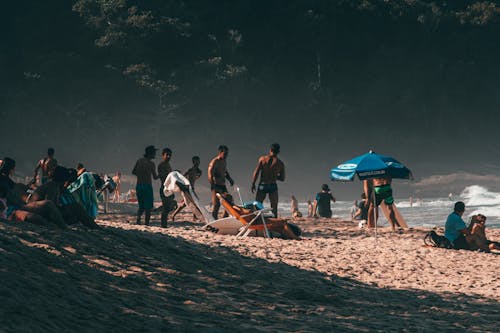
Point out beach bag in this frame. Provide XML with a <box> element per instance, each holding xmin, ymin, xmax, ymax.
<box><xmin>424</xmin><ymin>230</ymin><xmax>452</xmax><ymax>249</ymax></box>
<box><xmin>92</xmin><ymin>173</ymin><xmax>105</xmax><ymax>190</ymax></box>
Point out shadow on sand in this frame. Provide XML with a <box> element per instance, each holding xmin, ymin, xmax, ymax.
<box><xmin>0</xmin><ymin>221</ymin><xmax>497</xmax><ymax>332</ymax></box>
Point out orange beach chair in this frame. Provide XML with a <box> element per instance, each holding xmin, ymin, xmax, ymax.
<box><xmin>216</xmin><ymin>193</ymin><xmax>301</xmax><ymax>240</ymax></box>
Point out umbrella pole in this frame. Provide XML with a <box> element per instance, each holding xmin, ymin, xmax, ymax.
<box><xmin>372</xmin><ymin>187</ymin><xmax>378</xmax><ymax>245</ymax></box>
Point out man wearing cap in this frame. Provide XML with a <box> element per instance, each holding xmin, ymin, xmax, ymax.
<box><xmin>313</xmin><ymin>184</ymin><xmax>336</xmax><ymax>218</ymax></box>
<box><xmin>251</xmin><ymin>143</ymin><xmax>285</xmax><ymax>218</ymax></box>
<box><xmin>208</xmin><ymin>145</ymin><xmax>234</xmax><ymax>220</ymax></box>
<box><xmin>157</xmin><ymin>148</ymin><xmax>175</xmax><ymax>227</ymax></box>
<box><xmin>132</xmin><ymin>145</ymin><xmax>159</xmax><ymax>225</ymax></box>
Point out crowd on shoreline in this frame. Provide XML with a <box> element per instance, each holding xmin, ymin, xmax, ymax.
<box><xmin>1</xmin><ymin>145</ymin><xmax>499</xmax><ymax>253</ymax></box>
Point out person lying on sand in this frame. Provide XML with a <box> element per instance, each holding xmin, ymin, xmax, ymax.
<box><xmin>467</xmin><ymin>214</ymin><xmax>500</xmax><ymax>252</ymax></box>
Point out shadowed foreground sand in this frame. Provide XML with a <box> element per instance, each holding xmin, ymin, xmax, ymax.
<box><xmin>1</xmin><ymin>210</ymin><xmax>499</xmax><ymax>332</ymax></box>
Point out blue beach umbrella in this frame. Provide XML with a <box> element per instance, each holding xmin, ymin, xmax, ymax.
<box><xmin>330</xmin><ymin>151</ymin><xmax>412</xmax><ymax>182</ymax></box>
<box><xmin>330</xmin><ymin>151</ymin><xmax>412</xmax><ymax>241</ymax></box>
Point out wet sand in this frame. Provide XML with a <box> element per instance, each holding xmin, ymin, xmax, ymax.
<box><xmin>1</xmin><ymin>206</ymin><xmax>499</xmax><ymax>332</ymax></box>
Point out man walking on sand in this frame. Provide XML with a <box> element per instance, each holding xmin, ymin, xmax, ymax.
<box><xmin>208</xmin><ymin>145</ymin><xmax>234</xmax><ymax>220</ymax></box>
<box><xmin>157</xmin><ymin>147</ymin><xmax>176</xmax><ymax>227</ymax></box>
<box><xmin>251</xmin><ymin>143</ymin><xmax>285</xmax><ymax>218</ymax></box>
<box><xmin>132</xmin><ymin>145</ymin><xmax>159</xmax><ymax>226</ymax></box>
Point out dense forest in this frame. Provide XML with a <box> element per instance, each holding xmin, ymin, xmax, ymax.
<box><xmin>2</xmin><ymin>1</ymin><xmax>500</xmax><ymax>196</ymax></box>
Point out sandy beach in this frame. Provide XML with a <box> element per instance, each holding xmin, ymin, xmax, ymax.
<box><xmin>1</xmin><ymin>207</ymin><xmax>499</xmax><ymax>332</ymax></box>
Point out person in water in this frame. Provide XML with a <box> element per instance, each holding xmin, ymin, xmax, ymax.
<box><xmin>251</xmin><ymin>143</ymin><xmax>285</xmax><ymax>218</ymax></box>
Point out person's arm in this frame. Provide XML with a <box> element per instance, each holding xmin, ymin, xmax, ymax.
<box><xmin>277</xmin><ymin>160</ymin><xmax>285</xmax><ymax>182</ymax></box>
<box><xmin>132</xmin><ymin>161</ymin><xmax>138</xmax><ymax>176</ymax></box>
<box><xmin>225</xmin><ymin>171</ymin><xmax>234</xmax><ymax>186</ymax></box>
<box><xmin>363</xmin><ymin>180</ymin><xmax>371</xmax><ymax>206</ymax></box>
<box><xmin>330</xmin><ymin>193</ymin><xmax>336</xmax><ymax>203</ymax></box>
<box><xmin>152</xmin><ymin>162</ymin><xmax>159</xmax><ymax>180</ymax></box>
<box><xmin>33</xmin><ymin>160</ymin><xmax>42</xmax><ymax>178</ymax></box>
<box><xmin>251</xmin><ymin>158</ymin><xmax>262</xmax><ymax>193</ymax></box>
<box><xmin>353</xmin><ymin>208</ymin><xmax>361</xmax><ymax>220</ymax></box>
<box><xmin>313</xmin><ymin>200</ymin><xmax>318</xmax><ymax>217</ymax></box>
<box><xmin>207</xmin><ymin>160</ymin><xmax>215</xmax><ymax>186</ymax></box>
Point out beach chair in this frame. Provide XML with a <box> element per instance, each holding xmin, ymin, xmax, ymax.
<box><xmin>216</xmin><ymin>193</ymin><xmax>301</xmax><ymax>240</ymax></box>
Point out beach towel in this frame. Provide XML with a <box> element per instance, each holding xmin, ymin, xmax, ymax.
<box><xmin>68</xmin><ymin>171</ymin><xmax>98</xmax><ymax>218</ymax></box>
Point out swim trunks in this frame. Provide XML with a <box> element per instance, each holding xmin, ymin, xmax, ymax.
<box><xmin>136</xmin><ymin>184</ymin><xmax>154</xmax><ymax>210</ymax></box>
<box><xmin>211</xmin><ymin>184</ymin><xmax>228</xmax><ymax>194</ymax></box>
<box><xmin>374</xmin><ymin>184</ymin><xmax>394</xmax><ymax>205</ymax></box>
<box><xmin>258</xmin><ymin>183</ymin><xmax>278</xmax><ymax>194</ymax></box>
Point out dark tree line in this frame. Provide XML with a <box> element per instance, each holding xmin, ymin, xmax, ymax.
<box><xmin>2</xmin><ymin>0</ymin><xmax>500</xmax><ymax>177</ymax></box>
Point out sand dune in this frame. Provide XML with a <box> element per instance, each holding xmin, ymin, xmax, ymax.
<box><xmin>1</xmin><ymin>210</ymin><xmax>499</xmax><ymax>332</ymax></box>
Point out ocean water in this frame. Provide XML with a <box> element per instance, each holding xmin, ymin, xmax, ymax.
<box><xmin>277</xmin><ymin>185</ymin><xmax>500</xmax><ymax>229</ymax></box>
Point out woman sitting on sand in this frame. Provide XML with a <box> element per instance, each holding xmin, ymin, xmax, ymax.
<box><xmin>0</xmin><ymin>157</ymin><xmax>66</xmax><ymax>227</ymax></box>
<box><xmin>466</xmin><ymin>214</ymin><xmax>500</xmax><ymax>252</ymax></box>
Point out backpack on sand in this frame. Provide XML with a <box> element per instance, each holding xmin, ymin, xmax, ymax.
<box><xmin>424</xmin><ymin>230</ymin><xmax>452</xmax><ymax>249</ymax></box>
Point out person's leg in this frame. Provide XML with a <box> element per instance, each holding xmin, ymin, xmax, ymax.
<box><xmin>171</xmin><ymin>202</ymin><xmax>186</xmax><ymax>222</ymax></box>
<box><xmin>67</xmin><ymin>203</ymin><xmax>99</xmax><ymax>228</ymax></box>
<box><xmin>145</xmin><ymin>209</ymin><xmax>151</xmax><ymax>226</ymax></box>
<box><xmin>211</xmin><ymin>189</ymin><xmax>220</xmax><ymax>220</ymax></box>
<box><xmin>453</xmin><ymin>234</ymin><xmax>470</xmax><ymax>250</ymax></box>
<box><xmin>136</xmin><ymin>208</ymin><xmax>144</xmax><ymax>224</ymax></box>
<box><xmin>386</xmin><ymin>204</ymin><xmax>400</xmax><ymax>231</ymax></box>
<box><xmin>269</xmin><ymin>191</ymin><xmax>279</xmax><ymax>217</ymax></box>
<box><xmin>11</xmin><ymin>210</ymin><xmax>50</xmax><ymax>226</ymax></box>
<box><xmin>24</xmin><ymin>200</ymin><xmax>66</xmax><ymax>228</ymax></box>
<box><xmin>255</xmin><ymin>190</ymin><xmax>266</xmax><ymax>204</ymax></box>
<box><xmin>161</xmin><ymin>195</ymin><xmax>175</xmax><ymax>227</ymax></box>
<box><xmin>367</xmin><ymin>203</ymin><xmax>375</xmax><ymax>228</ymax></box>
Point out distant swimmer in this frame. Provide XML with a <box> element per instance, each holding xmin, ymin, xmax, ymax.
<box><xmin>251</xmin><ymin>143</ymin><xmax>285</xmax><ymax>218</ymax></box>
<box><xmin>364</xmin><ymin>176</ymin><xmax>400</xmax><ymax>230</ymax></box>
<box><xmin>34</xmin><ymin>148</ymin><xmax>58</xmax><ymax>184</ymax></box>
<box><xmin>208</xmin><ymin>145</ymin><xmax>234</xmax><ymax>220</ymax></box>
<box><xmin>132</xmin><ymin>145</ymin><xmax>159</xmax><ymax>226</ymax></box>
<box><xmin>448</xmin><ymin>193</ymin><xmax>453</xmax><ymax>201</ymax></box>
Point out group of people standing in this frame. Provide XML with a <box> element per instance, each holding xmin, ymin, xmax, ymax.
<box><xmin>131</xmin><ymin>143</ymin><xmax>286</xmax><ymax>227</ymax></box>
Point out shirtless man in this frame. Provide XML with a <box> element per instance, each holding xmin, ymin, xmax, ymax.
<box><xmin>157</xmin><ymin>148</ymin><xmax>175</xmax><ymax>227</ymax></box>
<box><xmin>112</xmin><ymin>172</ymin><xmax>121</xmax><ymax>202</ymax></box>
<box><xmin>132</xmin><ymin>145</ymin><xmax>159</xmax><ymax>226</ymax></box>
<box><xmin>363</xmin><ymin>176</ymin><xmax>399</xmax><ymax>230</ymax></box>
<box><xmin>251</xmin><ymin>143</ymin><xmax>285</xmax><ymax>217</ymax></box>
<box><xmin>208</xmin><ymin>145</ymin><xmax>234</xmax><ymax>220</ymax></box>
<box><xmin>34</xmin><ymin>148</ymin><xmax>58</xmax><ymax>184</ymax></box>
<box><xmin>172</xmin><ymin>156</ymin><xmax>202</xmax><ymax>221</ymax></box>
